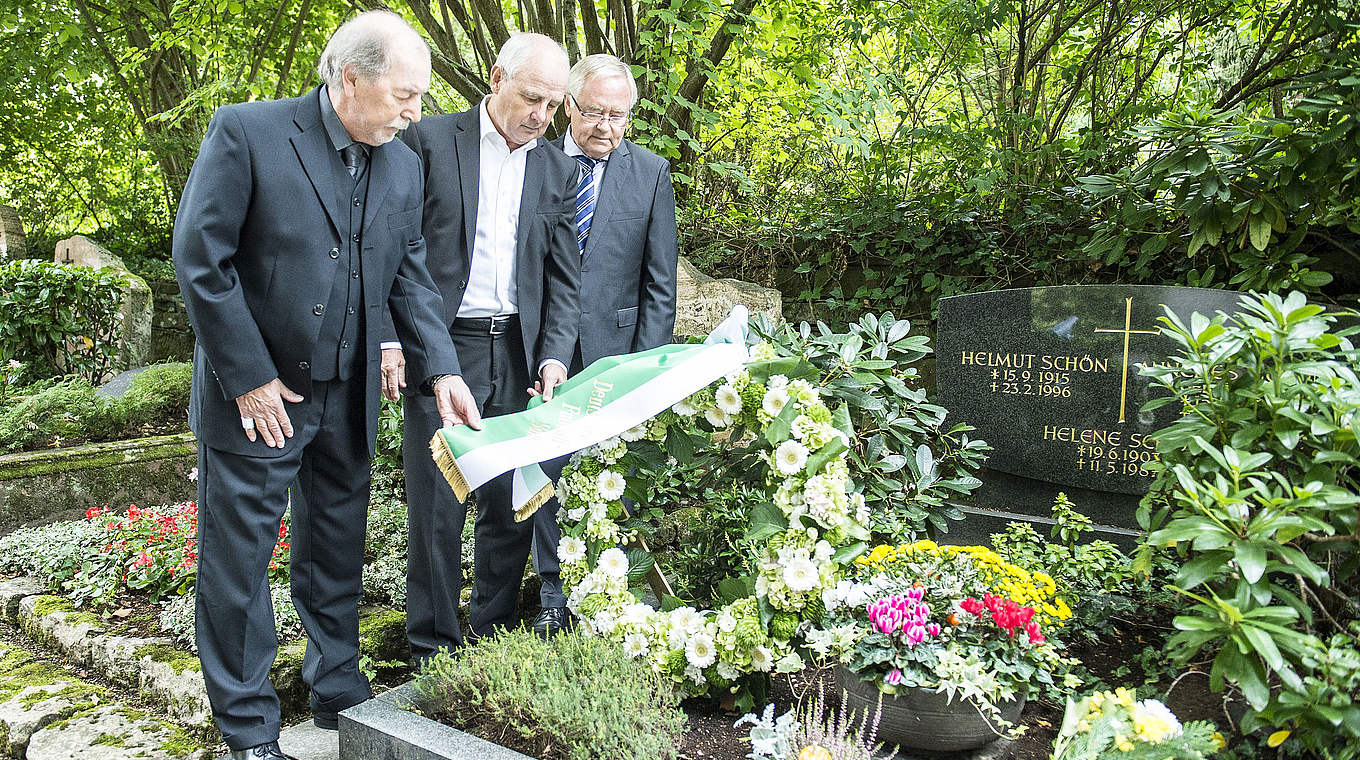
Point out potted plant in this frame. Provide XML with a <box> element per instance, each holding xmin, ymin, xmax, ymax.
<box><xmin>806</xmin><ymin>541</ymin><xmax>1078</xmax><ymax>752</ymax></box>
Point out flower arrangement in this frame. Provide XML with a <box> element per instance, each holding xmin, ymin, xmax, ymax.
<box><xmin>556</xmin><ymin>346</ymin><xmax>871</xmax><ymax>700</ymax></box>
<box><xmin>1050</xmin><ymin>688</ymin><xmax>1223</xmax><ymax>759</ymax></box>
<box><xmin>69</xmin><ymin>502</ymin><xmax>290</xmax><ymax>606</ymax></box>
<box><xmin>807</xmin><ymin>541</ymin><xmax>1078</xmax><ymax>723</ymax></box>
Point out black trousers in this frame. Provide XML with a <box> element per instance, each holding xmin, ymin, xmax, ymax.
<box><xmin>195</xmin><ymin>378</ymin><xmax>372</xmax><ymax>751</ymax></box>
<box><xmin>403</xmin><ymin>321</ymin><xmax>533</xmax><ymax>662</ymax></box>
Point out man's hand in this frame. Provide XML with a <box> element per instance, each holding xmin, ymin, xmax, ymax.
<box><xmin>381</xmin><ymin>347</ymin><xmax>406</xmax><ymax>402</ymax></box>
<box><xmin>434</xmin><ymin>375</ymin><xmax>483</xmax><ymax>430</ymax></box>
<box><xmin>529</xmin><ymin>362</ymin><xmax>568</xmax><ymax>401</ymax></box>
<box><xmin>235</xmin><ymin>379</ymin><xmax>304</xmax><ymax>448</ymax></box>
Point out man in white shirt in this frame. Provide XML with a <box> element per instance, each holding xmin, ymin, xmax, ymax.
<box><xmin>383</xmin><ymin>33</ymin><xmax>580</xmax><ymax>662</ymax></box>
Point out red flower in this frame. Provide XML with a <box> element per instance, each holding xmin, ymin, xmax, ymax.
<box><xmin>960</xmin><ymin>597</ymin><xmax>984</xmax><ymax>615</ymax></box>
<box><xmin>1025</xmin><ymin>620</ymin><xmax>1045</xmax><ymax>644</ymax></box>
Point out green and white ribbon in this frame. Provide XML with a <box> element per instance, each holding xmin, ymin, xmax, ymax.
<box><xmin>431</xmin><ymin>306</ymin><xmax>751</xmax><ymax>520</ymax></box>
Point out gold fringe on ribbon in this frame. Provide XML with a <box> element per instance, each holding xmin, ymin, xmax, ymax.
<box><xmin>429</xmin><ymin>430</ymin><xmax>471</xmax><ymax>502</ymax></box>
<box><xmin>513</xmin><ymin>482</ymin><xmax>555</xmax><ymax>523</ymax></box>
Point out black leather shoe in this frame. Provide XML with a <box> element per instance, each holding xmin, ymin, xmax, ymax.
<box><xmin>313</xmin><ymin>710</ymin><xmax>338</xmax><ymax>730</ymax></box>
<box><xmin>230</xmin><ymin>741</ymin><xmax>297</xmax><ymax>760</ymax></box>
<box><xmin>532</xmin><ymin>606</ymin><xmax>572</xmax><ymax>638</ymax></box>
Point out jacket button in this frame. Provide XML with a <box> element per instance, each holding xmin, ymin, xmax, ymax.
<box><xmin>347</xmin><ymin>307</ymin><xmax>356</xmax><ymax>315</ymax></box>
<box><xmin>341</xmin><ymin>340</ymin><xmax>350</xmax><ymax>349</ymax></box>
<box><xmin>352</xmin><ymin>270</ymin><xmax>360</xmax><ymax>279</ymax></box>
<box><xmin>353</xmin><ymin>197</ymin><xmax>361</xmax><ymax>207</ymax></box>
<box><xmin>329</xmin><ymin>248</ymin><xmax>339</xmax><ymax>259</ymax></box>
<box><xmin>351</xmin><ymin>233</ymin><xmax>360</xmax><ymax>242</ymax></box>
<box><xmin>458</xmin><ymin>280</ymin><xmax>467</xmax><ymax>289</ymax></box>
<box><xmin>298</xmin><ymin>361</ymin><xmax>310</xmax><ymax>370</ymax></box>
<box><xmin>314</xmin><ymin>304</ymin><xmax>325</xmax><ymax>315</ymax></box>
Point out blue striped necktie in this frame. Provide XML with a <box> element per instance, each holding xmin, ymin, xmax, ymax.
<box><xmin>574</xmin><ymin>154</ymin><xmax>598</xmax><ymax>253</ymax></box>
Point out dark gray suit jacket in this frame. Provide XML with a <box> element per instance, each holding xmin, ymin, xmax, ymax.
<box><xmin>396</xmin><ymin>105</ymin><xmax>581</xmax><ymax>375</ymax></box>
<box><xmin>555</xmin><ymin>137</ymin><xmax>677</xmax><ymax>366</ymax></box>
<box><xmin>173</xmin><ymin>86</ymin><xmax>456</xmax><ymax>457</ymax></box>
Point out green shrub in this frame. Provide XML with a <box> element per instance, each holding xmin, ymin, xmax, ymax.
<box><xmin>0</xmin><ymin>361</ymin><xmax>190</xmax><ymax>452</ymax></box>
<box><xmin>0</xmin><ymin>260</ymin><xmax>128</xmax><ymax>384</ymax></box>
<box><xmin>1136</xmin><ymin>291</ymin><xmax>1359</xmax><ymax>757</ymax></box>
<box><xmin>414</xmin><ymin>629</ymin><xmax>685</xmax><ymax>760</ymax></box>
<box><xmin>0</xmin><ymin>518</ymin><xmax>103</xmax><ymax>591</ymax></box>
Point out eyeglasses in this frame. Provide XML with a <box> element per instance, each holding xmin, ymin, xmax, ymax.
<box><xmin>569</xmin><ymin>94</ymin><xmax>629</xmax><ymax>126</ymax></box>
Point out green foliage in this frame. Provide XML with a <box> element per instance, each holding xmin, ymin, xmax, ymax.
<box><xmin>0</xmin><ymin>518</ymin><xmax>102</xmax><ymax>591</ymax></box>
<box><xmin>0</xmin><ymin>362</ymin><xmax>191</xmax><ymax>453</ymax></box>
<box><xmin>753</xmin><ymin>312</ymin><xmax>989</xmax><ymax>537</ymax></box>
<box><xmin>1136</xmin><ymin>291</ymin><xmax>1360</xmax><ymax>757</ymax></box>
<box><xmin>669</xmin><ymin>486</ymin><xmax>758</xmax><ymax>604</ymax></box>
<box><xmin>414</xmin><ymin>629</ymin><xmax>686</xmax><ymax>760</ymax></box>
<box><xmin>0</xmin><ymin>260</ymin><xmax>127</xmax><ymax>385</ymax></box>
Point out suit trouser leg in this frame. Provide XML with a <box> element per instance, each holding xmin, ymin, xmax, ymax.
<box><xmin>403</xmin><ymin>389</ymin><xmax>470</xmax><ymax>661</ymax></box>
<box><xmin>289</xmin><ymin>379</ymin><xmax>373</xmax><ymax>714</ymax></box>
<box><xmin>530</xmin><ymin>455</ymin><xmax>570</xmax><ymax>608</ymax></box>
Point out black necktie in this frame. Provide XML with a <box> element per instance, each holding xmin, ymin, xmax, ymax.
<box><xmin>341</xmin><ymin>143</ymin><xmax>367</xmax><ymax>180</ymax></box>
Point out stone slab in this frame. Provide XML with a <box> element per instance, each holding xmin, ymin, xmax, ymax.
<box><xmin>0</xmin><ymin>205</ymin><xmax>25</xmax><ymax>260</ymax></box>
<box><xmin>675</xmin><ymin>257</ymin><xmax>782</xmax><ymax>338</ymax></box>
<box><xmin>0</xmin><ymin>577</ymin><xmax>45</xmax><ymax>624</ymax></box>
<box><xmin>338</xmin><ymin>682</ymin><xmax>533</xmax><ymax>760</ymax></box>
<box><xmin>0</xmin><ymin>683</ymin><xmax>104</xmax><ymax>756</ymax></box>
<box><xmin>96</xmin><ymin>367</ymin><xmax>153</xmax><ymax>398</ymax></box>
<box><xmin>19</xmin><ymin>596</ymin><xmax>105</xmax><ymax>663</ymax></box>
<box><xmin>25</xmin><ymin>705</ymin><xmax>209</xmax><ymax>759</ymax></box>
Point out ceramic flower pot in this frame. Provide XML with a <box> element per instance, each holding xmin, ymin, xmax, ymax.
<box><xmin>836</xmin><ymin>666</ymin><xmax>1025</xmax><ymax>753</ymax></box>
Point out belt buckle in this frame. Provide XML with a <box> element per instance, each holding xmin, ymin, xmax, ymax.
<box><xmin>488</xmin><ymin>315</ymin><xmax>511</xmax><ymax>336</ymax></box>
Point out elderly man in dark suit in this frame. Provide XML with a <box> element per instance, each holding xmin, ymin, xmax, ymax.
<box><xmin>173</xmin><ymin>12</ymin><xmax>476</xmax><ymax>760</ymax></box>
<box><xmin>529</xmin><ymin>53</ymin><xmax>678</xmax><ymax>637</ymax></box>
<box><xmin>382</xmin><ymin>32</ymin><xmax>580</xmax><ymax>664</ymax></box>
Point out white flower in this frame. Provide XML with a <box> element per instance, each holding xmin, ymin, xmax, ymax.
<box><xmin>557</xmin><ymin>536</ymin><xmax>587</xmax><ymax>564</ymax></box>
<box><xmin>704</xmin><ymin>407</ymin><xmax>731</xmax><ymax>428</ymax></box>
<box><xmin>767</xmin><ymin>375</ymin><xmax>789</xmax><ymax>390</ymax></box>
<box><xmin>716</xmin><ymin>611</ymin><xmax>737</xmax><ymax>633</ymax></box>
<box><xmin>686</xmin><ymin>633</ymin><xmax>717</xmax><ymax>668</ymax></box>
<box><xmin>1131</xmin><ymin>699</ymin><xmax>1183</xmax><ymax>743</ymax></box>
<box><xmin>620</xmin><ymin>423</ymin><xmax>648</xmax><ymax>442</ymax></box>
<box><xmin>782</xmin><ymin>556</ymin><xmax>820</xmax><ymax>592</ymax></box>
<box><xmin>621</xmin><ymin>603</ymin><xmax>652</xmax><ymax>626</ymax></box>
<box><xmin>750</xmin><ymin>646</ymin><xmax>774</xmax><ymax>672</ymax></box>
<box><xmin>594</xmin><ymin>610</ymin><xmax>618</xmax><ymax>635</ymax></box>
<box><xmin>762</xmin><ymin>387</ymin><xmax>789</xmax><ymax>417</ymax></box>
<box><xmin>684</xmin><ymin>664</ymin><xmax>706</xmax><ymax>684</ymax></box>
<box><xmin>596</xmin><ymin>469</ymin><xmax>626</xmax><ymax>501</ymax></box>
<box><xmin>672</xmin><ymin>398</ymin><xmax>699</xmax><ymax>416</ymax></box>
<box><xmin>774</xmin><ymin>440</ymin><xmax>809</xmax><ymax>475</ymax></box>
<box><xmin>566</xmin><ymin>506</ymin><xmax>586</xmax><ymax>522</ymax></box>
<box><xmin>774</xmin><ymin>652</ymin><xmax>804</xmax><ymax>673</ymax></box>
<box><xmin>670</xmin><ymin>606</ymin><xmax>703</xmax><ymax>634</ymax></box>
<box><xmin>715</xmin><ymin>384</ymin><xmax>743</xmax><ymax>414</ymax></box>
<box><xmin>717</xmin><ymin>661</ymin><xmax>739</xmax><ymax>681</ymax></box>
<box><xmin>623</xmin><ymin>633</ymin><xmax>650</xmax><ymax>658</ymax></box>
<box><xmin>598</xmin><ymin>547</ymin><xmax>629</xmax><ymax>577</ymax></box>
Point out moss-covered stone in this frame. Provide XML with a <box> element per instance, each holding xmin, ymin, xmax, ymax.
<box><xmin>28</xmin><ymin>596</ymin><xmax>74</xmax><ymax>617</ymax></box>
<box><xmin>134</xmin><ymin>643</ymin><xmax>202</xmax><ymax>675</ymax></box>
<box><xmin>17</xmin><ymin>679</ymin><xmax>104</xmax><ymax>709</ymax></box>
<box><xmin>0</xmin><ymin>661</ymin><xmax>72</xmax><ymax>702</ymax></box>
<box><xmin>358</xmin><ymin>608</ymin><xmax>407</xmax><ymax>662</ymax></box>
<box><xmin>0</xmin><ymin>647</ymin><xmax>34</xmax><ymax>673</ymax></box>
<box><xmin>92</xmin><ymin>731</ymin><xmax>129</xmax><ymax>747</ymax></box>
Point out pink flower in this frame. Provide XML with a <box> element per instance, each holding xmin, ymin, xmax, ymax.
<box><xmin>926</xmin><ymin>623</ymin><xmax>941</xmax><ymax>637</ymax></box>
<box><xmin>885</xmin><ymin>669</ymin><xmax>904</xmax><ymax>686</ymax></box>
<box><xmin>188</xmin><ymin>467</ymin><xmax>198</xmax><ymax>482</ymax></box>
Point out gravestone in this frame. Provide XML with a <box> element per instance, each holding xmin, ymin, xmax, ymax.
<box><xmin>0</xmin><ymin>205</ymin><xmax>24</xmax><ymax>261</ymax></box>
<box><xmin>935</xmin><ymin>284</ymin><xmax>1246</xmax><ymax>544</ymax></box>
<box><xmin>674</xmin><ymin>256</ymin><xmax>782</xmax><ymax>338</ymax></box>
<box><xmin>52</xmin><ymin>236</ymin><xmax>153</xmax><ymax>377</ymax></box>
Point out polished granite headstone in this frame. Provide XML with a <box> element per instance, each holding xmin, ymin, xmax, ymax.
<box><xmin>935</xmin><ymin>285</ymin><xmax>1247</xmax><ymax>540</ymax></box>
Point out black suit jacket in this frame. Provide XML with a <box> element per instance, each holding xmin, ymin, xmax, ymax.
<box><xmin>396</xmin><ymin>105</ymin><xmax>581</xmax><ymax>376</ymax></box>
<box><xmin>173</xmin><ymin>86</ymin><xmax>456</xmax><ymax>457</ymax></box>
<box><xmin>555</xmin><ymin>137</ymin><xmax>677</xmax><ymax>366</ymax></box>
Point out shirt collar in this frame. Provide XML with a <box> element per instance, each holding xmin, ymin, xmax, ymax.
<box><xmin>562</xmin><ymin>130</ymin><xmax>609</xmax><ymax>162</ymax></box>
<box><xmin>479</xmin><ymin>97</ymin><xmax>538</xmax><ymax>153</ymax></box>
<box><xmin>318</xmin><ymin>85</ymin><xmax>362</xmax><ymax>153</ymax></box>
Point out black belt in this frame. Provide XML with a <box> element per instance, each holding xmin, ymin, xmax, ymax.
<box><xmin>452</xmin><ymin>314</ymin><xmax>519</xmax><ymax>335</ymax></box>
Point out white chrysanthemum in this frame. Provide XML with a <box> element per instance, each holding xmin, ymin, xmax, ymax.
<box><xmin>1131</xmin><ymin>699</ymin><xmax>1183</xmax><ymax>743</ymax></box>
<box><xmin>704</xmin><ymin>407</ymin><xmax>731</xmax><ymax>428</ymax></box>
<box><xmin>774</xmin><ymin>439</ymin><xmax>809</xmax><ymax>475</ymax></box>
<box><xmin>762</xmin><ymin>387</ymin><xmax>789</xmax><ymax>417</ymax></box>
<box><xmin>767</xmin><ymin>375</ymin><xmax>789</xmax><ymax>390</ymax></box>
<box><xmin>672</xmin><ymin>398</ymin><xmax>699</xmax><ymax>416</ymax></box>
<box><xmin>686</xmin><ymin>633</ymin><xmax>717</xmax><ymax>668</ymax></box>
<box><xmin>716</xmin><ymin>661</ymin><xmax>739</xmax><ymax>681</ymax></box>
<box><xmin>668</xmin><ymin>625</ymin><xmax>689</xmax><ymax>650</ymax></box>
<box><xmin>750</xmin><ymin>646</ymin><xmax>774</xmax><ymax>672</ymax></box>
<box><xmin>621</xmin><ymin>603</ymin><xmax>652</xmax><ymax>626</ymax></box>
<box><xmin>716</xmin><ymin>611</ymin><xmax>737</xmax><ymax>633</ymax></box>
<box><xmin>557</xmin><ymin>536</ymin><xmax>587</xmax><ymax>564</ymax></box>
<box><xmin>670</xmin><ymin>606</ymin><xmax>704</xmax><ymax>634</ymax></box>
<box><xmin>567</xmin><ymin>506</ymin><xmax>586</xmax><ymax>522</ymax></box>
<box><xmin>715</xmin><ymin>383</ymin><xmax>742</xmax><ymax>414</ymax></box>
<box><xmin>782</xmin><ymin>555</ymin><xmax>820</xmax><ymax>592</ymax></box>
<box><xmin>620</xmin><ymin>423</ymin><xmax>648</xmax><ymax>442</ymax></box>
<box><xmin>598</xmin><ymin>547</ymin><xmax>629</xmax><ymax>578</ymax></box>
<box><xmin>596</xmin><ymin>469</ymin><xmax>626</xmax><ymax>500</ymax></box>
<box><xmin>622</xmin><ymin>633</ymin><xmax>650</xmax><ymax>658</ymax></box>
<box><xmin>814</xmin><ymin>540</ymin><xmax>833</xmax><ymax>562</ymax></box>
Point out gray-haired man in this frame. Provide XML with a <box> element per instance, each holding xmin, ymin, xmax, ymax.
<box><xmin>174</xmin><ymin>11</ymin><xmax>473</xmax><ymax>759</ymax></box>
<box><xmin>530</xmin><ymin>53</ymin><xmax>678</xmax><ymax>637</ymax></box>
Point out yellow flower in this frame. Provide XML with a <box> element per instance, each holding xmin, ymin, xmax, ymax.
<box><xmin>1117</xmin><ymin>738</ymin><xmax>1135</xmax><ymax>752</ymax></box>
<box><xmin>798</xmin><ymin>746</ymin><xmax>832</xmax><ymax>760</ymax></box>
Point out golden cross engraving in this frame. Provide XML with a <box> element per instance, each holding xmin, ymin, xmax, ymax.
<box><xmin>1093</xmin><ymin>297</ymin><xmax>1160</xmax><ymax>423</ymax></box>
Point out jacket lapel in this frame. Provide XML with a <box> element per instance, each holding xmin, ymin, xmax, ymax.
<box><xmin>584</xmin><ymin>140</ymin><xmax>631</xmax><ymax>260</ymax></box>
<box><xmin>516</xmin><ymin>140</ymin><xmax>545</xmax><ymax>273</ymax></box>
<box><xmin>454</xmin><ymin>107</ymin><xmax>480</xmax><ymax>260</ymax></box>
<box><xmin>290</xmin><ymin>89</ymin><xmax>345</xmax><ymax>238</ymax></box>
